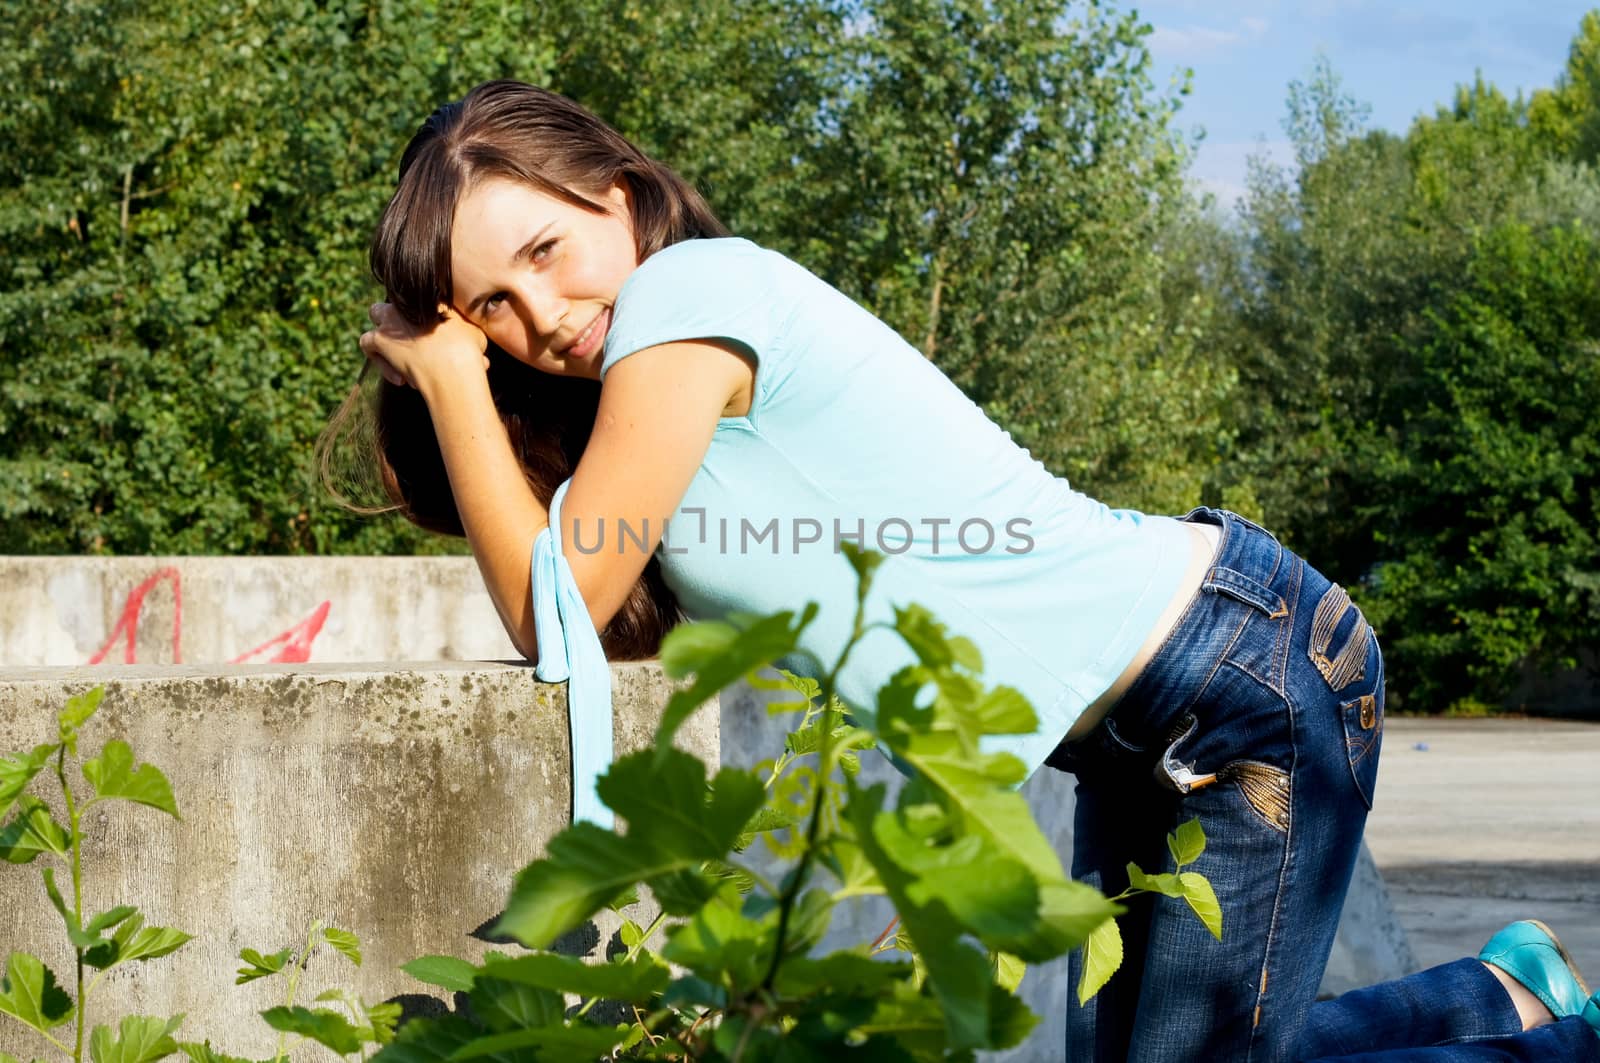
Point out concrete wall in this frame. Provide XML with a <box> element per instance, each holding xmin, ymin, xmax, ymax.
<box><xmin>0</xmin><ymin>557</ymin><xmax>1415</xmax><ymax>1057</ymax></box>
<box><xmin>1</xmin><ymin>556</ymin><xmax>517</xmax><ymax>667</ymax></box>
<box><xmin>0</xmin><ymin>662</ymin><xmax>715</xmax><ymax>1059</ymax></box>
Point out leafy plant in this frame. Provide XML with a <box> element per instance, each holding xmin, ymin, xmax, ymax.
<box><xmin>0</xmin><ymin>687</ymin><xmax>191</xmax><ymax>1063</ymax></box>
<box><xmin>380</xmin><ymin>547</ymin><xmax>1222</xmax><ymax>1059</ymax></box>
<box><xmin>217</xmin><ymin>923</ymin><xmax>398</xmax><ymax>1063</ymax></box>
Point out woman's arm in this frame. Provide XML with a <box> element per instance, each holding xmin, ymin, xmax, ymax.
<box><xmin>362</xmin><ymin>303</ymin><xmax>749</xmax><ymax>659</ymax></box>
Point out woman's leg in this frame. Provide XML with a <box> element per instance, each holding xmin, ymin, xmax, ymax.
<box><xmin>1299</xmin><ymin>959</ymin><xmax>1524</xmax><ymax>1056</ymax></box>
<box><xmin>1054</xmin><ymin>509</ymin><xmax>1381</xmax><ymax>1061</ymax></box>
<box><xmin>1300</xmin><ymin>924</ymin><xmax>1599</xmax><ymax>1060</ymax></box>
<box><xmin>1054</xmin><ymin>718</ymin><xmax>1178</xmax><ymax>1059</ymax></box>
<box><xmin>1302</xmin><ymin>1016</ymin><xmax>1600</xmax><ymax>1062</ymax></box>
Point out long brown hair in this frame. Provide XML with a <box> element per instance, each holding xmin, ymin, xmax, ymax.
<box><xmin>320</xmin><ymin>81</ymin><xmax>729</xmax><ymax>658</ymax></box>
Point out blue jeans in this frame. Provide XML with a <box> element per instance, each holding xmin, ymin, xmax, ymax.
<box><xmin>1048</xmin><ymin>508</ymin><xmax>1384</xmax><ymax>1061</ymax></box>
<box><xmin>1303</xmin><ymin>957</ymin><xmax>1600</xmax><ymax>1061</ymax></box>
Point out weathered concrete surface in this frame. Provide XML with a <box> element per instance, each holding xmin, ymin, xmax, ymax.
<box><xmin>1363</xmin><ymin>717</ymin><xmax>1600</xmax><ymax>975</ymax></box>
<box><xmin>0</xmin><ymin>662</ymin><xmax>714</xmax><ymax>1060</ymax></box>
<box><xmin>0</xmin><ymin>556</ymin><xmax>515</xmax><ymax>666</ymax></box>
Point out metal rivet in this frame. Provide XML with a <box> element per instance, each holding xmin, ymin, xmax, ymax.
<box><xmin>1359</xmin><ymin>695</ymin><xmax>1377</xmax><ymax>730</ymax></box>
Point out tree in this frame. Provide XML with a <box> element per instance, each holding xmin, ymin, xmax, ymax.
<box><xmin>2</xmin><ymin>0</ymin><xmax>1217</xmax><ymax>552</ymax></box>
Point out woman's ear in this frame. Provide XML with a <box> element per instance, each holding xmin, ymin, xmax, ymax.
<box><xmin>605</xmin><ymin>180</ymin><xmax>632</xmax><ymax>219</ymax></box>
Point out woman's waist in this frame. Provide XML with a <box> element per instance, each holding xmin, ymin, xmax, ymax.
<box><xmin>1066</xmin><ymin>519</ymin><xmax>1223</xmax><ymax>741</ymax></box>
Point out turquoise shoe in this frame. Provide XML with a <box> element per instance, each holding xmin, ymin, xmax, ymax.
<box><xmin>1479</xmin><ymin>920</ymin><xmax>1591</xmax><ymax>1020</ymax></box>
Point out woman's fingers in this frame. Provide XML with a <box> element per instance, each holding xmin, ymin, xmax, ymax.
<box><xmin>359</xmin><ymin>331</ymin><xmax>408</xmax><ymax>387</ymax></box>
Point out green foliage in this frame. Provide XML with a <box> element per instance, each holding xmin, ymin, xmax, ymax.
<box><xmin>1077</xmin><ymin>821</ymin><xmax>1219</xmax><ymax>1004</ymax></box>
<box><xmin>1197</xmin><ymin>24</ymin><xmax>1600</xmax><ymax>712</ymax></box>
<box><xmin>88</xmin><ymin>1016</ymin><xmax>183</xmax><ymax>1063</ymax></box>
<box><xmin>2</xmin><ymin>0</ymin><xmax>1214</xmax><ymax>553</ymax></box>
<box><xmin>226</xmin><ymin>922</ymin><xmax>397</xmax><ymax>1062</ymax></box>
<box><xmin>0</xmin><ymin>687</ymin><xmax>188</xmax><ymax>1063</ymax></box>
<box><xmin>379</xmin><ymin>558</ymin><xmax>1222</xmax><ymax>1059</ymax></box>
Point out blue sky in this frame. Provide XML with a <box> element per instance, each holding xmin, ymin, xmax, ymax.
<box><xmin>1133</xmin><ymin>1</ymin><xmax>1597</xmax><ymax>207</ymax></box>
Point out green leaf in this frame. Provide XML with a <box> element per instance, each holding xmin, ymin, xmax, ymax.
<box><xmin>399</xmin><ymin>955</ymin><xmax>477</xmax><ymax>993</ymax></box>
<box><xmin>0</xmin><ymin>745</ymin><xmax>57</xmax><ymax>821</ymax></box>
<box><xmin>892</xmin><ymin>605</ymin><xmax>985</xmax><ymax>674</ymax></box>
<box><xmin>874</xmin><ymin>715</ymin><xmax>1116</xmax><ymax>959</ymax></box>
<box><xmin>993</xmin><ymin>951</ymin><xmax>1026</xmax><ymax>994</ymax></box>
<box><xmin>260</xmin><ymin>1007</ymin><xmax>363</xmax><ymax>1056</ymax></box>
<box><xmin>839</xmin><ymin>542</ymin><xmax>885</xmax><ymax>599</ymax></box>
<box><xmin>1169</xmin><ymin>818</ymin><xmax>1206</xmax><ymax>867</ymax></box>
<box><xmin>1076</xmin><ymin>917</ymin><xmax>1123</xmax><ymax>1005</ymax></box>
<box><xmin>0</xmin><ymin>952</ymin><xmax>74</xmax><ymax>1034</ymax></box>
<box><xmin>0</xmin><ymin>797</ymin><xmax>70</xmax><ymax>864</ymax></box>
<box><xmin>365</xmin><ymin>1002</ymin><xmax>402</xmax><ymax>1046</ymax></box>
<box><xmin>773</xmin><ymin>951</ymin><xmax>911</xmax><ymax>998</ymax></box>
<box><xmin>660</xmin><ymin>886</ymin><xmax>774</xmax><ymax>994</ymax></box>
<box><xmin>986</xmin><ymin>981</ymin><xmax>1040</xmax><ymax>1050</ymax></box>
<box><xmin>857</xmin><ymin>983</ymin><xmax>948</xmax><ymax>1056</ymax></box>
<box><xmin>655</xmin><ymin>607</ymin><xmax>817</xmax><ymax>751</ymax></box>
<box><xmin>970</xmin><ymin>686</ymin><xmax>1036</xmax><ymax>736</ymax></box>
<box><xmin>748</xmin><ymin>669</ymin><xmax>821</xmax><ymax>714</ymax></box>
<box><xmin>447</xmin><ymin>1025</ymin><xmax>629</xmax><ymax>1062</ymax></box>
<box><xmin>368</xmin><ymin>1015</ymin><xmax>480</xmax><ymax>1063</ymax></box>
<box><xmin>89</xmin><ymin>1015</ymin><xmax>184</xmax><ymax>1063</ymax></box>
<box><xmin>85</xmin><ymin>916</ymin><xmax>191</xmax><ymax>972</ymax></box>
<box><xmin>844</xmin><ymin>783</ymin><xmax>995</xmax><ymax>1052</ymax></box>
<box><xmin>617</xmin><ymin>920</ymin><xmax>644</xmax><ymax>949</ymax></box>
<box><xmin>321</xmin><ymin>927</ymin><xmax>361</xmax><ymax>966</ymax></box>
<box><xmin>86</xmin><ymin>906</ymin><xmax>139</xmax><ymax>936</ymax></box>
<box><xmin>175</xmin><ymin>1040</ymin><xmax>257</xmax><ymax>1063</ymax></box>
<box><xmin>1179</xmin><ymin>872</ymin><xmax>1223</xmax><ymax>941</ymax></box>
<box><xmin>234</xmin><ymin>947</ymin><xmax>292</xmax><ymax>985</ymax></box>
<box><xmin>58</xmin><ymin>688</ymin><xmax>105</xmax><ymax>752</ymax></box>
<box><xmin>482</xmin><ymin>953</ymin><xmax>670</xmax><ymax>1005</ymax></box>
<box><xmin>1125</xmin><ymin>863</ymin><xmax>1186</xmax><ymax>899</ymax></box>
<box><xmin>64</xmin><ymin>898</ymin><xmax>140</xmax><ymax>953</ymax></box>
<box><xmin>464</xmin><ymin>977</ymin><xmax>564</xmax><ymax>1033</ymax></box>
<box><xmin>42</xmin><ymin>868</ymin><xmax>72</xmax><ymax>925</ymax></box>
<box><xmin>495</xmin><ymin>751</ymin><xmax>765</xmax><ymax>948</ymax></box>
<box><xmin>82</xmin><ymin>742</ymin><xmax>179</xmax><ymax>819</ymax></box>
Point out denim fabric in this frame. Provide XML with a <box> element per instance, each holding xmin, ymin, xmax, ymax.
<box><xmin>1301</xmin><ymin>958</ymin><xmax>1600</xmax><ymax>1061</ymax></box>
<box><xmin>1306</xmin><ymin>1022</ymin><xmax>1599</xmax><ymax>1063</ymax></box>
<box><xmin>1048</xmin><ymin>508</ymin><xmax>1384</xmax><ymax>1062</ymax></box>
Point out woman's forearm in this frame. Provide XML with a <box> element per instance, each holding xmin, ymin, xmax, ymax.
<box><xmin>418</xmin><ymin>369</ymin><xmax>550</xmax><ymax>659</ymax></box>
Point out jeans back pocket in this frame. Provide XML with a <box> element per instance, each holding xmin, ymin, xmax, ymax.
<box><xmin>1337</xmin><ymin>636</ymin><xmax>1385</xmax><ymax>809</ymax></box>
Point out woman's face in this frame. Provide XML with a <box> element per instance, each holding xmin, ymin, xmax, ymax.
<box><xmin>449</xmin><ymin>176</ymin><xmax>639</xmax><ymax>381</ymax></box>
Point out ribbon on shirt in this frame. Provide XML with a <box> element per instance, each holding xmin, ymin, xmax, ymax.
<box><xmin>530</xmin><ymin>479</ymin><xmax>613</xmax><ymax>830</ymax></box>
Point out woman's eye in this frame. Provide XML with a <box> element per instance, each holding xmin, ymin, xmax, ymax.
<box><xmin>483</xmin><ymin>293</ymin><xmax>506</xmax><ymax>315</ymax></box>
<box><xmin>532</xmin><ymin>239</ymin><xmax>557</xmax><ymax>262</ymax></box>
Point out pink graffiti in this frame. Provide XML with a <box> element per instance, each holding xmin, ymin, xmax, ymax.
<box><xmin>229</xmin><ymin>601</ymin><xmax>331</xmax><ymax>665</ymax></box>
<box><xmin>89</xmin><ymin>568</ymin><xmax>183</xmax><ymax>664</ymax></box>
<box><xmin>88</xmin><ymin>568</ymin><xmax>331</xmax><ymax>665</ymax></box>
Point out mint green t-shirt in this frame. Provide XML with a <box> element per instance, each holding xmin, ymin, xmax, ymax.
<box><xmin>600</xmin><ymin>238</ymin><xmax>1192</xmax><ymax>777</ymax></box>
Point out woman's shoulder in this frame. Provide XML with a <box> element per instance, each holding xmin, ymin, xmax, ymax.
<box><xmin>625</xmin><ymin>237</ymin><xmax>816</xmax><ymax>294</ymax></box>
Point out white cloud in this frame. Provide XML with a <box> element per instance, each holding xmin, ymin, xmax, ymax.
<box><xmin>1187</xmin><ymin>138</ymin><xmax>1296</xmax><ymax>212</ymax></box>
<box><xmin>1150</xmin><ymin>16</ymin><xmax>1270</xmax><ymax>57</ymax></box>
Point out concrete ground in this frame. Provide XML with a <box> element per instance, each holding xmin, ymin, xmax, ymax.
<box><xmin>1364</xmin><ymin>717</ymin><xmax>1600</xmax><ymax>978</ymax></box>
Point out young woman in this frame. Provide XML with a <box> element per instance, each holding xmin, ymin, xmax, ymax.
<box><xmin>333</xmin><ymin>80</ymin><xmax>1599</xmax><ymax>1061</ymax></box>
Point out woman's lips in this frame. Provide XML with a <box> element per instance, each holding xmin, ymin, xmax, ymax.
<box><xmin>564</xmin><ymin>308</ymin><xmax>609</xmax><ymax>360</ymax></box>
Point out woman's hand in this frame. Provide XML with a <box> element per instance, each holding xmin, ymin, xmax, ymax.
<box><xmin>359</xmin><ymin>302</ymin><xmax>490</xmax><ymax>397</ymax></box>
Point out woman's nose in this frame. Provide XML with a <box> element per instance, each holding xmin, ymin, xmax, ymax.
<box><xmin>519</xmin><ymin>284</ymin><xmax>567</xmax><ymax>340</ymax></box>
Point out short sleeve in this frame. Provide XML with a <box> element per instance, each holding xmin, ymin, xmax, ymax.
<box><xmin>600</xmin><ymin>238</ymin><xmax>784</xmax><ymax>387</ymax></box>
